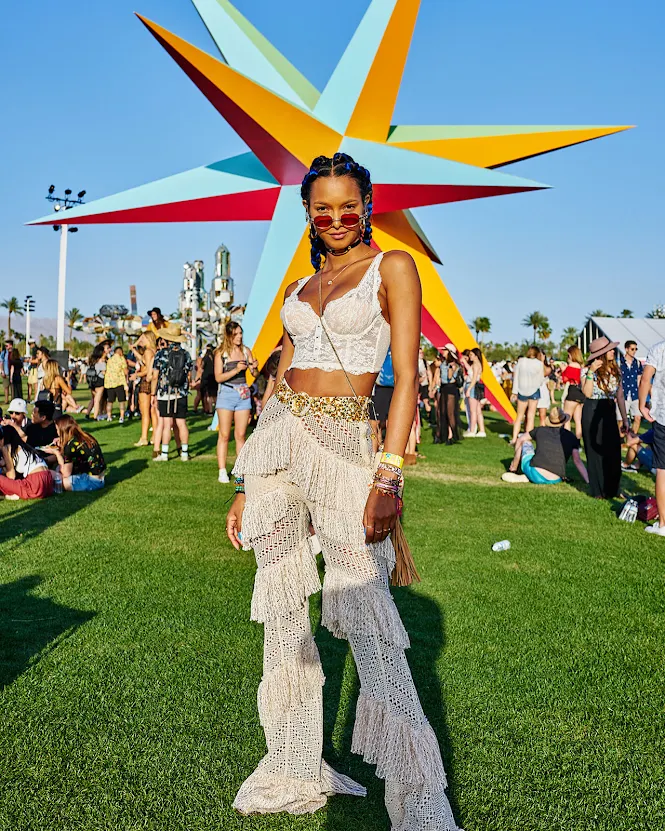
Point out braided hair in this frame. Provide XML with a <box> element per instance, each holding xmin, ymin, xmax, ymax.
<box><xmin>300</xmin><ymin>153</ymin><xmax>373</xmax><ymax>272</ymax></box>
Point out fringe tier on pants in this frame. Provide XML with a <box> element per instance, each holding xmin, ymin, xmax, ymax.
<box><xmin>231</xmin><ymin>394</ymin><xmax>461</xmax><ymax>830</ymax></box>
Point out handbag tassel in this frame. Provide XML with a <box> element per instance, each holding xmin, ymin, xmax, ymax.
<box><xmin>390</xmin><ymin>518</ymin><xmax>421</xmax><ymax>587</ymax></box>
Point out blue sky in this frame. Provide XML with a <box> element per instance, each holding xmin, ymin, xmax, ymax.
<box><xmin>3</xmin><ymin>0</ymin><xmax>663</xmax><ymax>343</ymax></box>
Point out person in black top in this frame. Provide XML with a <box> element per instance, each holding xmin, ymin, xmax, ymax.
<box><xmin>502</xmin><ymin>406</ymin><xmax>589</xmax><ymax>485</ymax></box>
<box><xmin>25</xmin><ymin>400</ymin><xmax>58</xmax><ymax>447</ymax></box>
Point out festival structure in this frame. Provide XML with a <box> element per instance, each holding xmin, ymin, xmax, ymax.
<box><xmin>28</xmin><ymin>0</ymin><xmax>629</xmax><ymax>420</ymax></box>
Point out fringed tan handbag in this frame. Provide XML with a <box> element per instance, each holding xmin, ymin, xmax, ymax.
<box><xmin>318</xmin><ymin>273</ymin><xmax>420</xmax><ymax>587</ymax></box>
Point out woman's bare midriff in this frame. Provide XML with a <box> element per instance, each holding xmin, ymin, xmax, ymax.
<box><xmin>284</xmin><ymin>367</ymin><xmax>378</xmax><ymax>398</ymax></box>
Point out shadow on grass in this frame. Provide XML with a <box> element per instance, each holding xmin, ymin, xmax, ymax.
<box><xmin>0</xmin><ymin>458</ymin><xmax>148</xmax><ymax>547</ymax></box>
<box><xmin>320</xmin><ymin>587</ymin><xmax>462</xmax><ymax>831</ymax></box>
<box><xmin>0</xmin><ymin>574</ymin><xmax>95</xmax><ymax>690</ymax></box>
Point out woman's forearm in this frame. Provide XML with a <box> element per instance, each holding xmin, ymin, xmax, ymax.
<box><xmin>616</xmin><ymin>384</ymin><xmax>628</xmax><ymax>424</ymax></box>
<box><xmin>383</xmin><ymin>373</ymin><xmax>419</xmax><ymax>456</ymax></box>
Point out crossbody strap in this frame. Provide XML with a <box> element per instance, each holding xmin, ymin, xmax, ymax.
<box><xmin>318</xmin><ymin>273</ymin><xmax>378</xmax><ymax>441</ymax></box>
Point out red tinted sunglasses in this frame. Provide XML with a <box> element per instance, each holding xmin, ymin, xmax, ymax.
<box><xmin>312</xmin><ymin>213</ymin><xmax>363</xmax><ymax>232</ymax></box>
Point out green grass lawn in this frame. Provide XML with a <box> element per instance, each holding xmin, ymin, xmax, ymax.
<box><xmin>1</xmin><ymin>404</ymin><xmax>663</xmax><ymax>830</ymax></box>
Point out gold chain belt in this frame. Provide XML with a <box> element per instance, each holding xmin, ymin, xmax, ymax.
<box><xmin>275</xmin><ymin>379</ymin><xmax>370</xmax><ymax>421</ymax></box>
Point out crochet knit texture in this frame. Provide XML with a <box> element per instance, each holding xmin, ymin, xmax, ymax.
<box><xmin>232</xmin><ymin>395</ymin><xmax>461</xmax><ymax>830</ymax></box>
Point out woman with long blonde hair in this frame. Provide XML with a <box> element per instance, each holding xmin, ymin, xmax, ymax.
<box><xmin>43</xmin><ymin>359</ymin><xmax>80</xmax><ymax>415</ymax></box>
<box><xmin>133</xmin><ymin>330</ymin><xmax>157</xmax><ymax>446</ymax></box>
<box><xmin>213</xmin><ymin>321</ymin><xmax>259</xmax><ymax>483</ymax></box>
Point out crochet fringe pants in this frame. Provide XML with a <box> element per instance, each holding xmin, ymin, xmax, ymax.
<box><xmin>231</xmin><ymin>395</ymin><xmax>460</xmax><ymax>831</ymax></box>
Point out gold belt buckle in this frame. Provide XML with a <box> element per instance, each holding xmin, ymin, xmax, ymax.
<box><xmin>288</xmin><ymin>392</ymin><xmax>311</xmax><ymax>417</ymax></box>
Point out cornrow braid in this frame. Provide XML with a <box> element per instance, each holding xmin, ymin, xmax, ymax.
<box><xmin>301</xmin><ymin>153</ymin><xmax>374</xmax><ymax>272</ymax></box>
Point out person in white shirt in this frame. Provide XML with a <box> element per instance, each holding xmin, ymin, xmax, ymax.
<box><xmin>0</xmin><ymin>424</ymin><xmax>54</xmax><ymax>499</ymax></box>
<box><xmin>511</xmin><ymin>346</ymin><xmax>545</xmax><ymax>444</ymax></box>
<box><xmin>639</xmin><ymin>338</ymin><xmax>665</xmax><ymax>536</ymax></box>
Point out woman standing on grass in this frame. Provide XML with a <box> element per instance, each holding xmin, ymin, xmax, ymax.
<box><xmin>132</xmin><ymin>330</ymin><xmax>157</xmax><ymax>446</ymax></box>
<box><xmin>464</xmin><ymin>347</ymin><xmax>486</xmax><ymax>438</ymax></box>
<box><xmin>9</xmin><ymin>348</ymin><xmax>24</xmax><ymax>400</ymax></box>
<box><xmin>511</xmin><ymin>346</ymin><xmax>545</xmax><ymax>444</ymax></box>
<box><xmin>225</xmin><ymin>153</ymin><xmax>461</xmax><ymax>830</ymax></box>
<box><xmin>214</xmin><ymin>322</ymin><xmax>259</xmax><ymax>483</ymax></box>
<box><xmin>86</xmin><ymin>342</ymin><xmax>110</xmax><ymax>420</ymax></box>
<box><xmin>581</xmin><ymin>337</ymin><xmax>629</xmax><ymax>499</ymax></box>
<box><xmin>561</xmin><ymin>345</ymin><xmax>585</xmax><ymax>439</ymax></box>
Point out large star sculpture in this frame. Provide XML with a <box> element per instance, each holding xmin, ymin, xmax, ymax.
<box><xmin>29</xmin><ymin>0</ymin><xmax>629</xmax><ymax>420</ymax></box>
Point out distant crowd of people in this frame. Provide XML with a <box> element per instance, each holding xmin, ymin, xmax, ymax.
<box><xmin>2</xmin><ymin>324</ymin><xmax>663</xmax><ymax>535</ymax></box>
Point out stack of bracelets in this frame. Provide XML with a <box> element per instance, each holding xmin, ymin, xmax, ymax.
<box><xmin>234</xmin><ymin>475</ymin><xmax>245</xmax><ymax>495</ymax></box>
<box><xmin>371</xmin><ymin>452</ymin><xmax>404</xmax><ymax>516</ymax></box>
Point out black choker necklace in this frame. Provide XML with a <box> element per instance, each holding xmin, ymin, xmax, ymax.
<box><xmin>325</xmin><ymin>237</ymin><xmax>362</xmax><ymax>256</ymax></box>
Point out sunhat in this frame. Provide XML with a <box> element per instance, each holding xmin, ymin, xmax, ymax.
<box><xmin>547</xmin><ymin>406</ymin><xmax>571</xmax><ymax>427</ymax></box>
<box><xmin>586</xmin><ymin>336</ymin><xmax>619</xmax><ymax>363</ymax></box>
<box><xmin>440</xmin><ymin>343</ymin><xmax>461</xmax><ymax>362</ymax></box>
<box><xmin>160</xmin><ymin>324</ymin><xmax>188</xmax><ymax>344</ymax></box>
<box><xmin>8</xmin><ymin>398</ymin><xmax>28</xmax><ymax>414</ymax></box>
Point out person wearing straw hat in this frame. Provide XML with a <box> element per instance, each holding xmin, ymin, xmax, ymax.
<box><xmin>502</xmin><ymin>406</ymin><xmax>589</xmax><ymax>485</ymax></box>
<box><xmin>151</xmin><ymin>324</ymin><xmax>193</xmax><ymax>462</ymax></box>
<box><xmin>581</xmin><ymin>336</ymin><xmax>629</xmax><ymax>499</ymax></box>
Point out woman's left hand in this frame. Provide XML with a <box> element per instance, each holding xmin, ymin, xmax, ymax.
<box><xmin>363</xmin><ymin>488</ymin><xmax>398</xmax><ymax>544</ymax></box>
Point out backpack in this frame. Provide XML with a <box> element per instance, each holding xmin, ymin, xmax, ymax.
<box><xmin>165</xmin><ymin>347</ymin><xmax>188</xmax><ymax>389</ymax></box>
<box><xmin>85</xmin><ymin>366</ymin><xmax>100</xmax><ymax>386</ymax></box>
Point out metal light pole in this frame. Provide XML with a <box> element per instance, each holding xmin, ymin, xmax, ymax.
<box><xmin>191</xmin><ymin>285</ymin><xmax>198</xmax><ymax>359</ymax></box>
<box><xmin>45</xmin><ymin>186</ymin><xmax>85</xmax><ymax>352</ymax></box>
<box><xmin>24</xmin><ymin>295</ymin><xmax>35</xmax><ymax>357</ymax></box>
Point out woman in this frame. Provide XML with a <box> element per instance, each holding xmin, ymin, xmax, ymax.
<box><xmin>9</xmin><ymin>349</ymin><xmax>24</xmax><ymax>400</ymax></box>
<box><xmin>132</xmin><ymin>330</ymin><xmax>157</xmax><ymax>446</ymax></box>
<box><xmin>146</xmin><ymin>307</ymin><xmax>168</xmax><ymax>335</ymax></box>
<box><xmin>429</xmin><ymin>354</ymin><xmax>442</xmax><ymax>441</ymax></box>
<box><xmin>42</xmin><ymin>359</ymin><xmax>79</xmax><ymax>415</ymax></box>
<box><xmin>537</xmin><ymin>351</ymin><xmax>552</xmax><ymax>426</ymax></box>
<box><xmin>0</xmin><ymin>425</ymin><xmax>54</xmax><ymax>500</ymax></box>
<box><xmin>561</xmin><ymin>345</ymin><xmax>585</xmax><ymax>439</ymax></box>
<box><xmin>225</xmin><ymin>153</ymin><xmax>460</xmax><ymax>829</ymax></box>
<box><xmin>437</xmin><ymin>346</ymin><xmax>463</xmax><ymax>444</ymax></box>
<box><xmin>86</xmin><ymin>342</ymin><xmax>110</xmax><ymax>420</ymax></box>
<box><xmin>581</xmin><ymin>337</ymin><xmax>629</xmax><ymax>499</ymax></box>
<box><xmin>464</xmin><ymin>347</ymin><xmax>486</xmax><ymax>438</ymax></box>
<box><xmin>214</xmin><ymin>322</ymin><xmax>259</xmax><ymax>483</ymax></box>
<box><xmin>511</xmin><ymin>346</ymin><xmax>545</xmax><ymax>444</ymax></box>
<box><xmin>46</xmin><ymin>414</ymin><xmax>106</xmax><ymax>492</ymax></box>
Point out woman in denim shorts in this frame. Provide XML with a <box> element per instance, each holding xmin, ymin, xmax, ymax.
<box><xmin>214</xmin><ymin>322</ymin><xmax>259</xmax><ymax>483</ymax></box>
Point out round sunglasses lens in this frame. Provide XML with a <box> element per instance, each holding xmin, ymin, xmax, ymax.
<box><xmin>313</xmin><ymin>216</ymin><xmax>333</xmax><ymax>230</ymax></box>
<box><xmin>340</xmin><ymin>213</ymin><xmax>361</xmax><ymax>229</ymax></box>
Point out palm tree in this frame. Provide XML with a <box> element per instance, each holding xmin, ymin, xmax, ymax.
<box><xmin>560</xmin><ymin>326</ymin><xmax>579</xmax><ymax>350</ymax></box>
<box><xmin>469</xmin><ymin>316</ymin><xmax>491</xmax><ymax>342</ymax></box>
<box><xmin>589</xmin><ymin>309</ymin><xmax>610</xmax><ymax>318</ymax></box>
<box><xmin>522</xmin><ymin>311</ymin><xmax>546</xmax><ymax>344</ymax></box>
<box><xmin>66</xmin><ymin>307</ymin><xmax>83</xmax><ymax>342</ymax></box>
<box><xmin>1</xmin><ymin>297</ymin><xmax>23</xmax><ymax>336</ymax></box>
<box><xmin>646</xmin><ymin>304</ymin><xmax>665</xmax><ymax>320</ymax></box>
<box><xmin>538</xmin><ymin>320</ymin><xmax>552</xmax><ymax>343</ymax></box>
<box><xmin>619</xmin><ymin>309</ymin><xmax>634</xmax><ymax>318</ymax></box>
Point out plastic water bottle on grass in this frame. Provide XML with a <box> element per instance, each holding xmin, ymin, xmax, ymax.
<box><xmin>492</xmin><ymin>540</ymin><xmax>511</xmax><ymax>552</ymax></box>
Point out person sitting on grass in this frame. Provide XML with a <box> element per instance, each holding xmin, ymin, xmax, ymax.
<box><xmin>502</xmin><ymin>406</ymin><xmax>589</xmax><ymax>485</ymax></box>
<box><xmin>623</xmin><ymin>428</ymin><xmax>656</xmax><ymax>474</ymax></box>
<box><xmin>1</xmin><ymin>398</ymin><xmax>28</xmax><ymax>431</ymax></box>
<box><xmin>44</xmin><ymin>415</ymin><xmax>107</xmax><ymax>492</ymax></box>
<box><xmin>0</xmin><ymin>425</ymin><xmax>54</xmax><ymax>500</ymax></box>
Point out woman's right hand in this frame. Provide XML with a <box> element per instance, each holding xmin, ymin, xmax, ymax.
<box><xmin>226</xmin><ymin>493</ymin><xmax>246</xmax><ymax>550</ymax></box>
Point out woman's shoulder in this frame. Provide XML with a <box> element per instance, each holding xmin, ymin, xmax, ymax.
<box><xmin>379</xmin><ymin>249</ymin><xmax>417</xmax><ymax>277</ymax></box>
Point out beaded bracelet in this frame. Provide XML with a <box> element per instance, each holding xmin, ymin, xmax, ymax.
<box><xmin>234</xmin><ymin>475</ymin><xmax>245</xmax><ymax>494</ymax></box>
<box><xmin>376</xmin><ymin>462</ymin><xmax>403</xmax><ymax>477</ymax></box>
<box><xmin>380</xmin><ymin>452</ymin><xmax>404</xmax><ymax>469</ymax></box>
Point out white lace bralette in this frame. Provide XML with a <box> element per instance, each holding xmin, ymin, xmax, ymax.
<box><xmin>280</xmin><ymin>252</ymin><xmax>391</xmax><ymax>375</ymax></box>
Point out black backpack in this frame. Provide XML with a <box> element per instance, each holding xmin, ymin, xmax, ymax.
<box><xmin>165</xmin><ymin>347</ymin><xmax>188</xmax><ymax>389</ymax></box>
